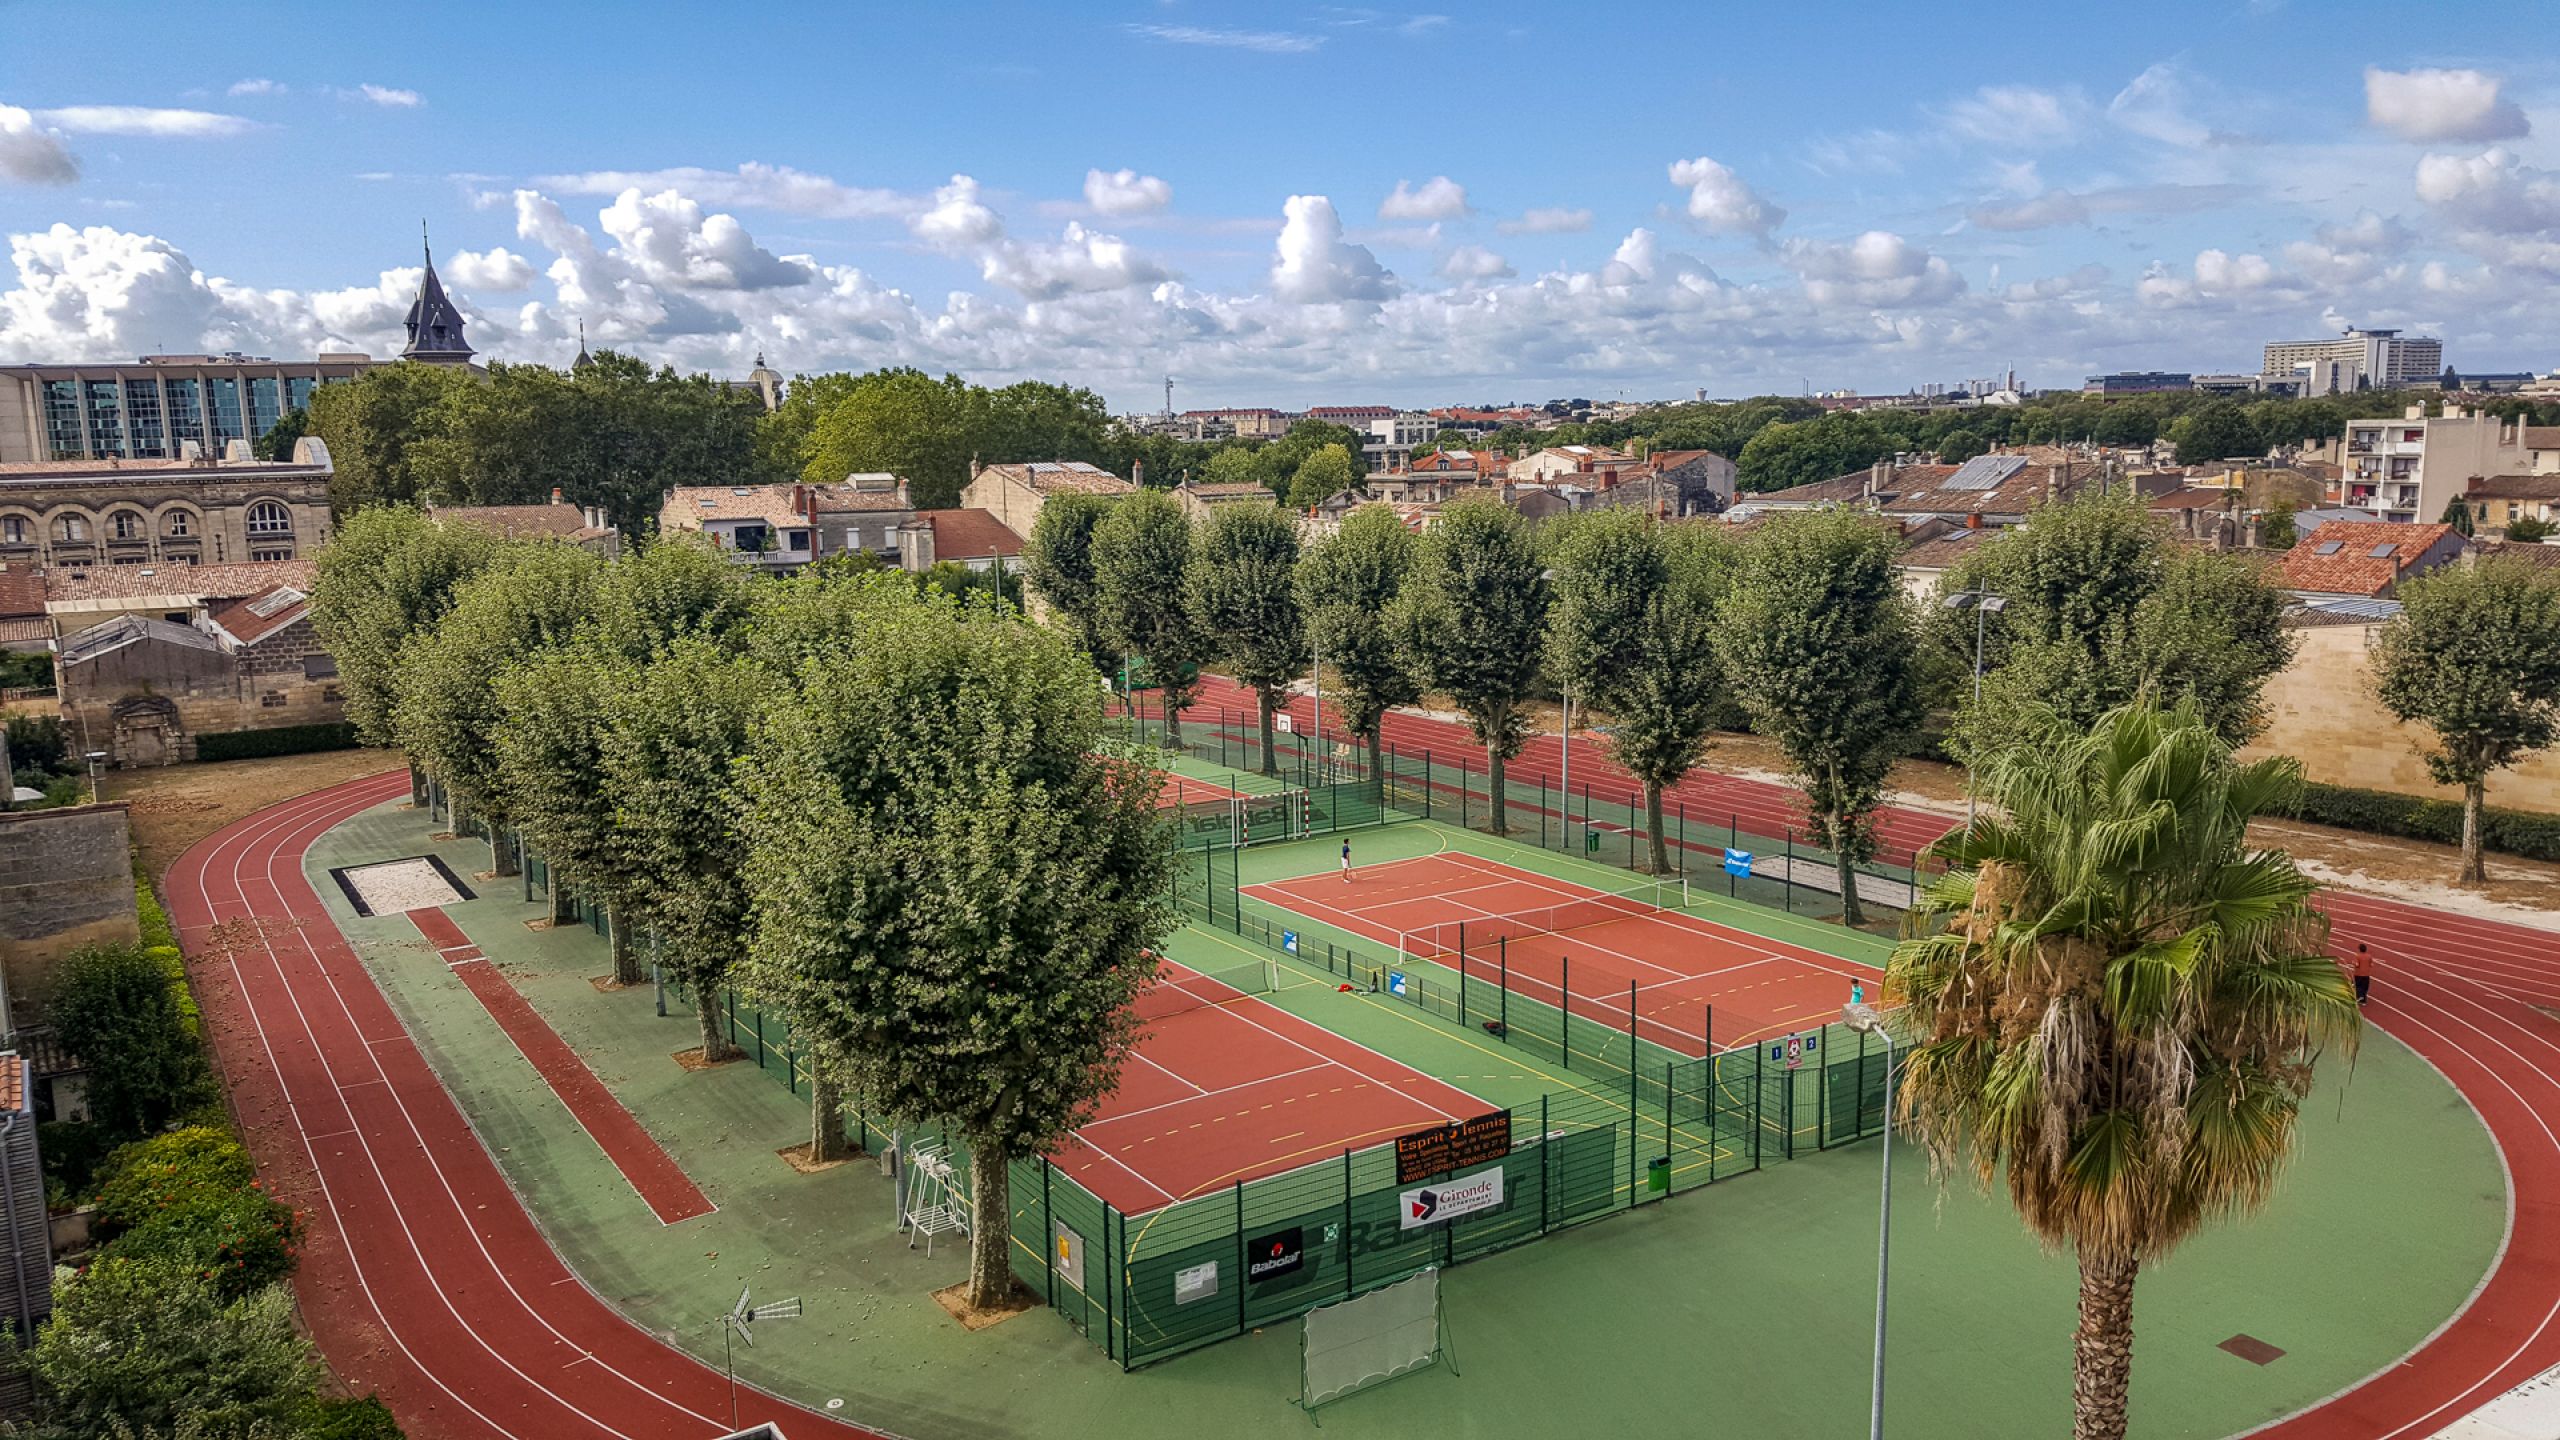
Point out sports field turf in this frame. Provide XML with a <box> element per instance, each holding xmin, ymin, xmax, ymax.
<box><xmin>308</xmin><ymin>802</ymin><xmax>2505</xmax><ymax>1440</ymax></box>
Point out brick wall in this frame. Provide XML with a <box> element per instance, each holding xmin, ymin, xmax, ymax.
<box><xmin>0</xmin><ymin>803</ymin><xmax>138</xmax><ymax>1000</ymax></box>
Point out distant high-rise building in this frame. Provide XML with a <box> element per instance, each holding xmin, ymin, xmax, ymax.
<box><xmin>0</xmin><ymin>354</ymin><xmax>378</xmax><ymax>464</ymax></box>
<box><xmin>2262</xmin><ymin>327</ymin><xmax>2441</xmax><ymax>395</ymax></box>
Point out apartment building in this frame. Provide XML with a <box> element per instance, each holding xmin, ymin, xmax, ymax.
<box><xmin>0</xmin><ymin>354</ymin><xmax>378</xmax><ymax>464</ymax></box>
<box><xmin>2328</xmin><ymin>405</ymin><xmax>2531</xmax><ymax>523</ymax></box>
<box><xmin>2262</xmin><ymin>327</ymin><xmax>2443</xmax><ymax>395</ymax></box>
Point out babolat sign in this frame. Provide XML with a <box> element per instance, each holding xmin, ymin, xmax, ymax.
<box><xmin>1399</xmin><ymin>1169</ymin><xmax>1505</xmax><ymax>1230</ymax></box>
<box><xmin>1247</xmin><ymin>1226</ymin><xmax>1306</xmax><ymax>1284</ymax></box>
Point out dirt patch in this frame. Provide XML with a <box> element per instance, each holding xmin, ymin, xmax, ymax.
<box><xmin>671</xmin><ymin>1046</ymin><xmax>741</xmax><ymax>1073</ymax></box>
<box><xmin>774</xmin><ymin>1141</ymin><xmax>859</xmax><ymax>1175</ymax></box>
<box><xmin>106</xmin><ymin>748</ymin><xmax>407</xmax><ymax>881</ymax></box>
<box><xmin>587</xmin><ymin>975</ymin><xmax>634</xmax><ymax>994</ymax></box>
<box><xmin>932</xmin><ymin>1279</ymin><xmax>1038</xmax><ymax>1331</ymax></box>
<box><xmin>523</xmin><ymin>917</ymin><xmax>561</xmax><ymax>931</ymax></box>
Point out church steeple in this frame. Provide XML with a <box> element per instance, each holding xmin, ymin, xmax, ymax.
<box><xmin>402</xmin><ymin>223</ymin><xmax>475</xmax><ymax>365</ymax></box>
<box><xmin>571</xmin><ymin>319</ymin><xmax>594</xmax><ymax>372</ymax></box>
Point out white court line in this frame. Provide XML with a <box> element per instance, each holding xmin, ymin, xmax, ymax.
<box><xmin>1125</xmin><ymin>1048</ymin><xmax>1207</xmax><ymax>1096</ymax></box>
<box><xmin>1086</xmin><ymin>1062</ymin><xmax>1334</xmax><ymax>1129</ymax></box>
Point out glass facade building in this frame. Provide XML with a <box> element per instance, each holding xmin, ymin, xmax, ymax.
<box><xmin>0</xmin><ymin>355</ymin><xmax>381</xmax><ymax>463</ymax></box>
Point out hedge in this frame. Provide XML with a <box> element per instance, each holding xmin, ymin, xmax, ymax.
<box><xmin>194</xmin><ymin>722</ymin><xmax>360</xmax><ymax>763</ymax></box>
<box><xmin>92</xmin><ymin>1127</ymin><xmax>300</xmax><ymax>1302</ymax></box>
<box><xmin>2286</xmin><ymin>780</ymin><xmax>2560</xmax><ymax>863</ymax></box>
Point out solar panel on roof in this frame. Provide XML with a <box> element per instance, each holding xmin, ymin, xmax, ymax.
<box><xmin>2314</xmin><ymin>540</ymin><xmax>2344</xmax><ymax>555</ymax></box>
<box><xmin>245</xmin><ymin>586</ymin><xmax>305</xmax><ymax>618</ymax></box>
<box><xmin>1943</xmin><ymin>455</ymin><xmax>2027</xmax><ymax>491</ymax></box>
<box><xmin>2368</xmin><ymin>543</ymin><xmax>2399</xmax><ymax>558</ymax></box>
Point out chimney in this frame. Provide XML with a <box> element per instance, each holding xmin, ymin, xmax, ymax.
<box><xmin>1865</xmin><ymin>458</ymin><xmax>1886</xmax><ymax>500</ymax></box>
<box><xmin>551</xmin><ymin>486</ymin><xmax>564</xmax><ymax>506</ymax></box>
<box><xmin>796</xmin><ymin>483</ymin><xmax>813</xmax><ymax>522</ymax></box>
<box><xmin>1132</xmin><ymin>459</ymin><xmax>1144</xmax><ymax>488</ymax></box>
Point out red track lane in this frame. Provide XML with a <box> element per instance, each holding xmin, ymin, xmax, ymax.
<box><xmin>1246</xmin><ymin>852</ymin><xmax>1878</xmax><ymax>1051</ymax></box>
<box><xmin>1057</xmin><ymin>959</ymin><xmax>1484</xmax><ymax>1211</ymax></box>
<box><xmin>1187</xmin><ymin>680</ymin><xmax>2560</xmax><ymax>1438</ymax></box>
<box><xmin>410</xmin><ymin>911</ymin><xmax>717</xmax><ymax>1225</ymax></box>
<box><xmin>168</xmin><ymin>772</ymin><xmax>889</xmax><ymax>1440</ymax></box>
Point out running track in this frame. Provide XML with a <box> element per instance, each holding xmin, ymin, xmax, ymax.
<box><xmin>168</xmin><ymin>770</ymin><xmax>889</xmax><ymax>1440</ymax></box>
<box><xmin>168</xmin><ymin>747</ymin><xmax>2559</xmax><ymax>1438</ymax></box>
<box><xmin>1190</xmin><ymin>678</ymin><xmax>2560</xmax><ymax>1439</ymax></box>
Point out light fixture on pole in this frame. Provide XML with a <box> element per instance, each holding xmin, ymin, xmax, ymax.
<box><xmin>713</xmin><ymin>1285</ymin><xmax>802</xmax><ymax>1429</ymax></box>
<box><xmin>1841</xmin><ymin>1000</ymin><xmax>1895</xmax><ymax>1440</ymax></box>
<box><xmin>1939</xmin><ymin>590</ymin><xmax>2007</xmax><ymax>830</ymax></box>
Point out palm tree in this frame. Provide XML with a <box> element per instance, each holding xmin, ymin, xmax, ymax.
<box><xmin>1886</xmin><ymin>701</ymin><xmax>2360</xmax><ymax>1440</ymax></box>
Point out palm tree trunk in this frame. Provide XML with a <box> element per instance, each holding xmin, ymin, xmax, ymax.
<box><xmin>696</xmin><ymin>980</ymin><xmax>738</xmax><ymax>1063</ymax></box>
<box><xmin>966</xmin><ymin>1147</ymin><xmax>1013</xmax><ymax>1310</ymax></box>
<box><xmin>1644</xmin><ymin>780</ymin><xmax>1669</xmax><ymax>874</ymax></box>
<box><xmin>608</xmin><ymin>906</ymin><xmax>645</xmax><ymax>986</ymax></box>
<box><xmin>809</xmin><ymin>1068</ymin><xmax>848</xmax><ymax>1163</ymax></box>
<box><xmin>2459</xmin><ymin>779</ymin><xmax>2487</xmax><ymax>886</ymax></box>
<box><xmin>2072</xmin><ymin>1250</ymin><xmax>2139</xmax><ymax>1440</ymax></box>
<box><xmin>1257</xmin><ymin>685</ymin><xmax>1280</xmax><ymax>777</ymax></box>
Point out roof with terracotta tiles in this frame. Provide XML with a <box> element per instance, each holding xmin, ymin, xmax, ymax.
<box><xmin>429</xmin><ymin>502</ymin><xmax>615</xmax><ymax>541</ymax></box>
<box><xmin>0</xmin><ymin>1054</ymin><xmax>20</xmax><ymax>1114</ymax></box>
<box><xmin>2477</xmin><ymin>539</ymin><xmax>2560</xmax><ymax>570</ymax></box>
<box><xmin>2279</xmin><ymin>521</ymin><xmax>2461</xmax><ymax>596</ymax></box>
<box><xmin>45</xmin><ymin>558</ymin><xmax>315</xmax><ymax>605</ymax></box>
<box><xmin>0</xmin><ymin>566</ymin><xmax>42</xmax><ymax>619</ymax></box>
<box><xmin>660</xmin><ymin>485</ymin><xmax>805</xmax><ymax>528</ymax></box>
<box><xmin>2466</xmin><ymin>474</ymin><xmax>2560</xmax><ymax>501</ymax></box>
<box><xmin>975</xmin><ymin>461</ymin><xmax>1135</xmax><ymax>496</ymax></box>
<box><xmin>207</xmin><ymin>582</ymin><xmax>311</xmax><ymax>646</ymax></box>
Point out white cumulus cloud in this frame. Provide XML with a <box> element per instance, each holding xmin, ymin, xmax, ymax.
<box><xmin>912</xmin><ymin>174</ymin><xmax>1006</xmax><ymax>249</ymax></box>
<box><xmin>599</xmin><ymin>188</ymin><xmax>814</xmax><ymax>291</ymax></box>
<box><xmin>2415</xmin><ymin>147</ymin><xmax>2560</xmax><ymax>234</ymax></box>
<box><xmin>1271</xmin><ymin>195</ymin><xmax>1395</xmax><ymax>303</ymax></box>
<box><xmin>0</xmin><ymin>223</ymin><xmax>225</xmax><ymax>355</ymax></box>
<box><xmin>447</xmin><ymin>247</ymin><xmax>537</xmax><ymax>292</ymax></box>
<box><xmin>35</xmin><ymin>106</ymin><xmax>254</xmax><ymax>138</ymax></box>
<box><xmin>1498</xmin><ymin>207</ymin><xmax>1592</xmax><ymax>235</ymax></box>
<box><xmin>1439</xmin><ymin>244</ymin><xmax>1512</xmax><ymax>282</ymax></box>
<box><xmin>1380</xmin><ymin>176</ymin><xmax>1470</xmax><ymax>222</ymax></box>
<box><xmin>2366</xmin><ymin>67</ymin><xmax>2528</xmax><ymax>143</ymax></box>
<box><xmin>536</xmin><ymin>162</ymin><xmax>913</xmax><ymax>221</ymax></box>
<box><xmin>1668</xmin><ymin>157</ymin><xmax>1784</xmax><ymax>238</ymax></box>
<box><xmin>1084</xmin><ymin>167</ymin><xmax>1172</xmax><ymax>216</ymax></box>
<box><xmin>352</xmin><ymin>84</ymin><xmax>423</xmax><ymax>109</ymax></box>
<box><xmin>1781</xmin><ymin>231</ymin><xmax>1963</xmax><ymax>307</ymax></box>
<box><xmin>0</xmin><ymin>105</ymin><xmax>79</xmax><ymax>185</ymax></box>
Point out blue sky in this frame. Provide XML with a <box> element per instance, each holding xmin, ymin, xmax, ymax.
<box><xmin>3</xmin><ymin>1</ymin><xmax>2556</xmax><ymax>408</ymax></box>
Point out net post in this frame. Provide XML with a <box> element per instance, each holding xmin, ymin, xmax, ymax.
<box><xmin>1040</xmin><ymin>1159</ymin><xmax>1057</xmax><ymax>1306</ymax></box>
<box><xmin>1626</xmin><ymin>980</ymin><xmax>1638</xmax><ymax>1206</ymax></box>
<box><xmin>1703</xmin><ymin>1003</ymin><xmax>1714</xmax><ymax>1054</ymax></box>
<box><xmin>1524</xmin><ymin>1092</ymin><xmax>1548</xmax><ymax>1239</ymax></box>
<box><xmin>1342</xmin><ymin>1147</ymin><xmax>1355</xmax><ymax>1292</ymax></box>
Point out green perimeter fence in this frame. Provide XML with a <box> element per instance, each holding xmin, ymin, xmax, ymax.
<box><xmin>423</xmin><ymin>773</ymin><xmax>1896</xmax><ymax>1372</ymax></box>
<box><xmin>1113</xmin><ymin>699</ymin><xmax>1947</xmax><ymax>931</ymax></box>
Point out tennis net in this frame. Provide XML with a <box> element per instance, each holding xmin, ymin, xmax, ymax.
<box><xmin>1398</xmin><ymin>877</ymin><xmax>1690</xmax><ymax>965</ymax></box>
<box><xmin>1133</xmin><ymin>958</ymin><xmax>1279</xmax><ymax>1023</ymax></box>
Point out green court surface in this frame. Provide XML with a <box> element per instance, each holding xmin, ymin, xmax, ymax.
<box><xmin>310</xmin><ymin>802</ymin><xmax>2504</xmax><ymax>1440</ymax></box>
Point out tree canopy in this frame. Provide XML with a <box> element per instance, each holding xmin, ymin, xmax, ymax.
<box><xmin>1299</xmin><ymin>503</ymin><xmax>1422</xmax><ymax>782</ymax></box>
<box><xmin>739</xmin><ymin>588</ymin><xmax>1175</xmax><ymax>1309</ymax></box>
<box><xmin>307</xmin><ymin>506</ymin><xmax>498</xmax><ymax>748</ymax></box>
<box><xmin>1714</xmin><ymin>507</ymin><xmax>1922</xmax><ymax>926</ymax></box>
<box><xmin>1395</xmin><ymin>498</ymin><xmax>1550</xmax><ymax>835</ymax></box>
<box><xmin>2373</xmin><ymin>558</ymin><xmax>2560</xmax><ymax>884</ymax></box>
<box><xmin>1188</xmin><ymin>502</ymin><xmax>1308</xmax><ymax>775</ymax></box>
<box><xmin>1092</xmin><ymin>488</ymin><xmax>1208</xmax><ymax>742</ymax></box>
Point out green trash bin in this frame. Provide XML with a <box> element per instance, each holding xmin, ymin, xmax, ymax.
<box><xmin>1647</xmin><ymin>1155</ymin><xmax>1671</xmax><ymax>1194</ymax></box>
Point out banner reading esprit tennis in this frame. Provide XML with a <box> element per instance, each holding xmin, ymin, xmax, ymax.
<box><xmin>1398</xmin><ymin>1169</ymin><xmax>1505</xmax><ymax>1230</ymax></box>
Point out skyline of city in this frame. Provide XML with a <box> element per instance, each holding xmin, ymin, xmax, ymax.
<box><xmin>3</xmin><ymin>3</ymin><xmax>2558</xmax><ymax>408</ymax></box>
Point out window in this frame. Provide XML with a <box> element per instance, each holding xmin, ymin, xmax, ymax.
<box><xmin>246</xmin><ymin>501</ymin><xmax>293</xmax><ymax>535</ymax></box>
<box><xmin>302</xmin><ymin>654</ymin><xmax>338</xmax><ymax>680</ymax></box>
<box><xmin>786</xmin><ymin>529</ymin><xmax>811</xmax><ymax>552</ymax></box>
<box><xmin>163</xmin><ymin>509</ymin><xmax>193</xmax><ymax>538</ymax></box>
<box><xmin>110</xmin><ymin>509</ymin><xmax>143</xmax><ymax>540</ymax></box>
<box><xmin>124</xmin><ymin>379</ymin><xmax>164</xmax><ymax>458</ymax></box>
<box><xmin>54</xmin><ymin>515</ymin><xmax>90</xmax><ymax>543</ymax></box>
<box><xmin>84</xmin><ymin>380</ymin><xmax>124</xmax><ymax>457</ymax></box>
<box><xmin>0</xmin><ymin>516</ymin><xmax>26</xmax><ymax>544</ymax></box>
<box><xmin>250</xmin><ymin>548</ymin><xmax>293</xmax><ymax>562</ymax></box>
<box><xmin>2313</xmin><ymin>540</ymin><xmax>2343</xmax><ymax>555</ymax></box>
<box><xmin>42</xmin><ymin>380</ymin><xmax>83</xmax><ymax>460</ymax></box>
<box><xmin>2368</xmin><ymin>543</ymin><xmax>2399</xmax><ymax>559</ymax></box>
<box><xmin>260</xmin><ymin>691</ymin><xmax>287</xmax><ymax>708</ymax></box>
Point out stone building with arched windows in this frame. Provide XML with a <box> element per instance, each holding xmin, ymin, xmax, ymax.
<box><xmin>0</xmin><ymin>439</ymin><xmax>333</xmax><ymax>573</ymax></box>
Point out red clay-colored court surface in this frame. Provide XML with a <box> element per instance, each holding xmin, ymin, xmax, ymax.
<box><xmin>1244</xmin><ymin>852</ymin><xmax>1882</xmax><ymax>1052</ymax></box>
<box><xmin>1051</xmin><ymin>960</ymin><xmax>1487</xmax><ymax>1214</ymax></box>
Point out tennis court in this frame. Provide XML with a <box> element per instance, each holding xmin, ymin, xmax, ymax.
<box><xmin>1051</xmin><ymin>957</ymin><xmax>1490</xmax><ymax>1213</ymax></box>
<box><xmin>1243</xmin><ymin>851</ymin><xmax>1882</xmax><ymax>1053</ymax></box>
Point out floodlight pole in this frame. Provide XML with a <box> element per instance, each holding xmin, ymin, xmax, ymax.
<box><xmin>1843</xmin><ymin>1002</ymin><xmax>1894</xmax><ymax>1440</ymax></box>
<box><xmin>1942</xmin><ymin>591</ymin><xmax>2006</xmax><ymax>831</ymax></box>
<box><xmin>1543</xmin><ymin>567</ymin><xmax>1569</xmax><ymax>850</ymax></box>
